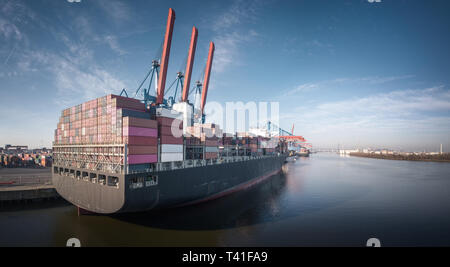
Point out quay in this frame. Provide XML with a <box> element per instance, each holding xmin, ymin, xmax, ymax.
<box><xmin>0</xmin><ymin>184</ymin><xmax>60</xmax><ymax>204</ymax></box>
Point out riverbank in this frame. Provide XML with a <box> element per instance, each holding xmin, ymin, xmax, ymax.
<box><xmin>349</xmin><ymin>152</ymin><xmax>450</xmax><ymax>162</ymax></box>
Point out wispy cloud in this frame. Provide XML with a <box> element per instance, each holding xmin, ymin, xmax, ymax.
<box><xmin>95</xmin><ymin>0</ymin><xmax>132</xmax><ymax>22</ymax></box>
<box><xmin>213</xmin><ymin>30</ymin><xmax>259</xmax><ymax>73</ymax></box>
<box><xmin>333</xmin><ymin>75</ymin><xmax>416</xmax><ymax>85</ymax></box>
<box><xmin>0</xmin><ymin>0</ymin><xmax>36</xmax><ymax>66</ymax></box>
<box><xmin>314</xmin><ymin>86</ymin><xmax>450</xmax><ymax>115</ymax></box>
<box><xmin>103</xmin><ymin>35</ymin><xmax>127</xmax><ymax>56</ymax></box>
<box><xmin>18</xmin><ymin>45</ymin><xmax>126</xmax><ymax>107</ymax></box>
<box><xmin>282</xmin><ymin>75</ymin><xmax>416</xmax><ymax>96</ymax></box>
<box><xmin>212</xmin><ymin>0</ymin><xmax>261</xmax><ymax>32</ymax></box>
<box><xmin>282</xmin><ymin>37</ymin><xmax>335</xmax><ymax>56</ymax></box>
<box><xmin>209</xmin><ymin>0</ymin><xmax>263</xmax><ymax>73</ymax></box>
<box><xmin>284</xmin><ymin>86</ymin><xmax>450</xmax><ymax>150</ymax></box>
<box><xmin>0</xmin><ymin>18</ymin><xmax>23</xmax><ymax>40</ymax></box>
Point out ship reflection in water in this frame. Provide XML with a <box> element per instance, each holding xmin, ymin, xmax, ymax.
<box><xmin>1</xmin><ymin>153</ymin><xmax>450</xmax><ymax>246</ymax></box>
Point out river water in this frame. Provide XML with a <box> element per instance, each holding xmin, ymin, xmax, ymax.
<box><xmin>1</xmin><ymin>153</ymin><xmax>450</xmax><ymax>246</ymax></box>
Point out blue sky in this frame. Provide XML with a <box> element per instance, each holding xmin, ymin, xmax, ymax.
<box><xmin>1</xmin><ymin>0</ymin><xmax>449</xmax><ymax>151</ymax></box>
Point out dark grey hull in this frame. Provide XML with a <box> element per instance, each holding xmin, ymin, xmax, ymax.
<box><xmin>52</xmin><ymin>155</ymin><xmax>287</xmax><ymax>214</ymax></box>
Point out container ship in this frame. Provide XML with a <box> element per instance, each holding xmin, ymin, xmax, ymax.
<box><xmin>51</xmin><ymin>8</ymin><xmax>295</xmax><ymax>214</ymax></box>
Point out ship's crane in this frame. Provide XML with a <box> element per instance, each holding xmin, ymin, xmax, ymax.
<box><xmin>201</xmin><ymin>42</ymin><xmax>215</xmax><ymax>116</ymax></box>
<box><xmin>182</xmin><ymin>27</ymin><xmax>198</xmax><ymax>103</ymax></box>
<box><xmin>192</xmin><ymin>42</ymin><xmax>215</xmax><ymax>123</ymax></box>
<box><xmin>156</xmin><ymin>8</ymin><xmax>176</xmax><ymax>105</ymax></box>
<box><xmin>165</xmin><ymin>26</ymin><xmax>198</xmax><ymax>107</ymax></box>
<box><xmin>119</xmin><ymin>8</ymin><xmax>215</xmax><ymax>124</ymax></box>
<box><xmin>265</xmin><ymin>121</ymin><xmax>307</xmax><ymax>154</ymax></box>
<box><xmin>121</xmin><ymin>8</ymin><xmax>176</xmax><ymax>108</ymax></box>
<box><xmin>266</xmin><ymin>121</ymin><xmax>297</xmax><ymax>137</ymax></box>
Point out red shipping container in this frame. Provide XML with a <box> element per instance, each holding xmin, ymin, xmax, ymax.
<box><xmin>123</xmin><ymin>136</ymin><xmax>157</xmax><ymax>145</ymax></box>
<box><xmin>160</xmin><ymin>135</ymin><xmax>183</xmax><ymax>144</ymax></box>
<box><xmin>205</xmin><ymin>152</ymin><xmax>218</xmax><ymax>159</ymax></box>
<box><xmin>112</xmin><ymin>97</ymin><xmax>146</xmax><ymax>111</ymax></box>
<box><xmin>205</xmin><ymin>140</ymin><xmax>218</xmax><ymax>146</ymax></box>
<box><xmin>156</xmin><ymin>117</ymin><xmax>182</xmax><ymax>128</ymax></box>
<box><xmin>128</xmin><ymin>146</ymin><xmax>158</xmax><ymax>155</ymax></box>
<box><xmin>159</xmin><ymin>125</ymin><xmax>183</xmax><ymax>137</ymax></box>
<box><xmin>123</xmin><ymin>117</ymin><xmax>157</xmax><ymax>129</ymax></box>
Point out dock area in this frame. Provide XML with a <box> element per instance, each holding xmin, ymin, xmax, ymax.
<box><xmin>0</xmin><ymin>167</ymin><xmax>59</xmax><ymax>204</ymax></box>
<box><xmin>0</xmin><ymin>184</ymin><xmax>59</xmax><ymax>203</ymax></box>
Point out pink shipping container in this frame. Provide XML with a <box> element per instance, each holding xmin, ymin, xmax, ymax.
<box><xmin>127</xmin><ymin>154</ymin><xmax>158</xmax><ymax>164</ymax></box>
<box><xmin>123</xmin><ymin>127</ymin><xmax>157</xmax><ymax>137</ymax></box>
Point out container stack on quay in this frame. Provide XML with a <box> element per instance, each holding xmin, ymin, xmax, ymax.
<box><xmin>0</xmin><ymin>153</ymin><xmax>52</xmax><ymax>168</ymax></box>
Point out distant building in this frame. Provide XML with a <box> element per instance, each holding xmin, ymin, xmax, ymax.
<box><xmin>5</xmin><ymin>145</ymin><xmax>28</xmax><ymax>151</ymax></box>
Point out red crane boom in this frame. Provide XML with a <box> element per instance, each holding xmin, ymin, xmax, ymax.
<box><xmin>181</xmin><ymin>26</ymin><xmax>198</xmax><ymax>102</ymax></box>
<box><xmin>200</xmin><ymin>42</ymin><xmax>215</xmax><ymax>114</ymax></box>
<box><xmin>156</xmin><ymin>8</ymin><xmax>176</xmax><ymax>105</ymax></box>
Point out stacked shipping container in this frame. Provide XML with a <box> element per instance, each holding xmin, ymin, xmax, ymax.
<box><xmin>200</xmin><ymin>124</ymin><xmax>220</xmax><ymax>160</ymax></box>
<box><xmin>185</xmin><ymin>123</ymin><xmax>223</xmax><ymax>160</ymax></box>
<box><xmin>156</xmin><ymin>107</ymin><xmax>184</xmax><ymax>162</ymax></box>
<box><xmin>54</xmin><ymin>95</ymin><xmax>158</xmax><ymax>172</ymax></box>
<box><xmin>53</xmin><ymin>94</ymin><xmax>287</xmax><ymax>173</ymax></box>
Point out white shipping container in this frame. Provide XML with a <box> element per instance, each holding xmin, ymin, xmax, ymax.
<box><xmin>205</xmin><ymin>146</ymin><xmax>219</xmax><ymax>153</ymax></box>
<box><xmin>172</xmin><ymin>102</ymin><xmax>194</xmax><ymax>134</ymax></box>
<box><xmin>160</xmin><ymin>144</ymin><xmax>183</xmax><ymax>153</ymax></box>
<box><xmin>155</xmin><ymin>107</ymin><xmax>182</xmax><ymax>119</ymax></box>
<box><xmin>160</xmin><ymin>152</ymin><xmax>183</xmax><ymax>162</ymax></box>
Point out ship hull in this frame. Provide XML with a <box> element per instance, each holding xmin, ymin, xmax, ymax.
<box><xmin>52</xmin><ymin>155</ymin><xmax>287</xmax><ymax>214</ymax></box>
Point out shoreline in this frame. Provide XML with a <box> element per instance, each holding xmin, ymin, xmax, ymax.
<box><xmin>349</xmin><ymin>152</ymin><xmax>450</xmax><ymax>163</ymax></box>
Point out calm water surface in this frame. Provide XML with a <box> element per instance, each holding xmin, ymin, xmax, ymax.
<box><xmin>1</xmin><ymin>153</ymin><xmax>450</xmax><ymax>246</ymax></box>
